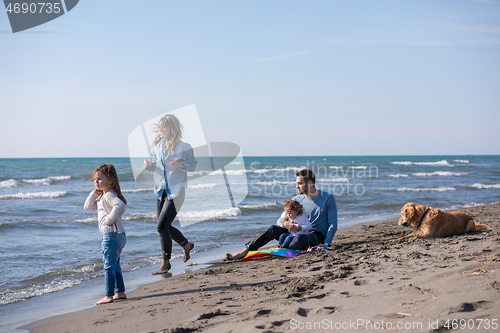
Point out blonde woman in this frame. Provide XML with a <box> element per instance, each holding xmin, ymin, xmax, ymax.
<box><xmin>144</xmin><ymin>114</ymin><xmax>197</xmax><ymax>274</ymax></box>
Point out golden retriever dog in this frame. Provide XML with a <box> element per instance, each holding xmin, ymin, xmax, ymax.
<box><xmin>394</xmin><ymin>203</ymin><xmax>490</xmax><ymax>241</ymax></box>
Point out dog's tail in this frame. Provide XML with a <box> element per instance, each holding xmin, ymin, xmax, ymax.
<box><xmin>474</xmin><ymin>223</ymin><xmax>491</xmax><ymax>232</ymax></box>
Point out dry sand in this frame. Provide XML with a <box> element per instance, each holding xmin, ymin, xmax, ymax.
<box><xmin>23</xmin><ymin>203</ymin><xmax>500</xmax><ymax>332</ymax></box>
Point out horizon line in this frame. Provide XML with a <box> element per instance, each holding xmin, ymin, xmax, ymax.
<box><xmin>0</xmin><ymin>154</ymin><xmax>498</xmax><ymax>159</ymax></box>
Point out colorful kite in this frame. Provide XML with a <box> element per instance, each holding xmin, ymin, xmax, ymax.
<box><xmin>241</xmin><ymin>248</ymin><xmax>302</xmax><ymax>261</ymax></box>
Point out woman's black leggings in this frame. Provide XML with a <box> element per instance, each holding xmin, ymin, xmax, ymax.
<box><xmin>156</xmin><ymin>187</ymin><xmax>188</xmax><ymax>260</ymax></box>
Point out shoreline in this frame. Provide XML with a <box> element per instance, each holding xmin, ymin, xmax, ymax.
<box><xmin>19</xmin><ymin>203</ymin><xmax>500</xmax><ymax>332</ymax></box>
<box><xmin>0</xmin><ymin>212</ymin><xmax>397</xmax><ymax>333</ymax></box>
<box><xmin>0</xmin><ymin>242</ymin><xmax>247</xmax><ymax>333</ymax></box>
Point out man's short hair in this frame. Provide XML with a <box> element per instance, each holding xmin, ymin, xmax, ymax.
<box><xmin>296</xmin><ymin>168</ymin><xmax>315</xmax><ymax>184</ymax></box>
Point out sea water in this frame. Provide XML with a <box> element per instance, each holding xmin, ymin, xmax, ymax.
<box><xmin>1</xmin><ymin>155</ymin><xmax>499</xmax><ymax>312</ymax></box>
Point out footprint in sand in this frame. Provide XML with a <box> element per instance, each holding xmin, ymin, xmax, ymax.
<box><xmin>448</xmin><ymin>301</ymin><xmax>491</xmax><ymax>314</ymax></box>
<box><xmin>296</xmin><ymin>307</ymin><xmax>310</xmax><ymax>317</ymax></box>
<box><xmin>255</xmin><ymin>309</ymin><xmax>272</xmax><ymax>317</ymax></box>
<box><xmin>195</xmin><ymin>309</ymin><xmax>230</xmax><ymax>320</ymax></box>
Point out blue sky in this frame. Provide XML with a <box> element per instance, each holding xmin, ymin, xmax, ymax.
<box><xmin>1</xmin><ymin>0</ymin><xmax>499</xmax><ymax>157</ymax></box>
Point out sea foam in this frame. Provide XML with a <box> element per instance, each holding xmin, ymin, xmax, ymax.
<box><xmin>317</xmin><ymin>178</ymin><xmax>349</xmax><ymax>183</ymax></box>
<box><xmin>396</xmin><ymin>187</ymin><xmax>456</xmax><ymax>192</ymax></box>
<box><xmin>0</xmin><ymin>179</ymin><xmax>17</xmax><ymax>188</ymax></box>
<box><xmin>178</xmin><ymin>207</ymin><xmax>242</xmax><ymax>221</ymax></box>
<box><xmin>0</xmin><ymin>191</ymin><xmax>67</xmax><ymax>200</ymax></box>
<box><xmin>247</xmin><ymin>180</ymin><xmax>295</xmax><ymax>186</ymax></box>
<box><xmin>189</xmin><ymin>169</ymin><xmax>249</xmax><ymax>177</ymax></box>
<box><xmin>124</xmin><ymin>212</ymin><xmax>157</xmax><ymax>221</ymax></box>
<box><xmin>21</xmin><ymin>176</ymin><xmax>71</xmax><ymax>186</ymax></box>
<box><xmin>412</xmin><ymin>171</ymin><xmax>471</xmax><ymax>177</ymax></box>
<box><xmin>239</xmin><ymin>202</ymin><xmax>281</xmax><ymax>210</ymax></box>
<box><xmin>122</xmin><ymin>188</ymin><xmax>153</xmax><ymax>193</ymax></box>
<box><xmin>124</xmin><ymin>207</ymin><xmax>243</xmax><ymax>222</ymax></box>
<box><xmin>188</xmin><ymin>183</ymin><xmax>218</xmax><ymax>189</ymax></box>
<box><xmin>391</xmin><ymin>160</ymin><xmax>452</xmax><ymax>167</ymax></box>
<box><xmin>251</xmin><ymin>166</ymin><xmax>300</xmax><ymax>174</ymax></box>
<box><xmin>470</xmin><ymin>183</ymin><xmax>500</xmax><ymax>189</ymax></box>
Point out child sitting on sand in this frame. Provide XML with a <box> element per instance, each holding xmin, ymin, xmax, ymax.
<box><xmin>84</xmin><ymin>164</ymin><xmax>128</xmax><ymax>305</ymax></box>
<box><xmin>277</xmin><ymin>200</ymin><xmax>312</xmax><ymax>249</ymax></box>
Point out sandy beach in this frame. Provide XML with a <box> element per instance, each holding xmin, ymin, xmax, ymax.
<box><xmin>23</xmin><ymin>203</ymin><xmax>499</xmax><ymax>333</ymax></box>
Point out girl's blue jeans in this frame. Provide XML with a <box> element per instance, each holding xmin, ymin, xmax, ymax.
<box><xmin>101</xmin><ymin>232</ymin><xmax>126</xmax><ymax>297</ymax></box>
<box><xmin>279</xmin><ymin>233</ymin><xmax>296</xmax><ymax>248</ymax></box>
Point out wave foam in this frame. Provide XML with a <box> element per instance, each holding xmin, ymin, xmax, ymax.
<box><xmin>239</xmin><ymin>202</ymin><xmax>281</xmax><ymax>209</ymax></box>
<box><xmin>188</xmin><ymin>170</ymin><xmax>212</xmax><ymax>177</ymax></box>
<box><xmin>0</xmin><ymin>179</ymin><xmax>17</xmax><ymax>188</ymax></box>
<box><xmin>188</xmin><ymin>169</ymin><xmax>249</xmax><ymax>177</ymax></box>
<box><xmin>124</xmin><ymin>212</ymin><xmax>156</xmax><ymax>221</ymax></box>
<box><xmin>0</xmin><ymin>277</ymin><xmax>83</xmax><ymax>305</ymax></box>
<box><xmin>50</xmin><ymin>176</ymin><xmax>71</xmax><ymax>181</ymax></box>
<box><xmin>454</xmin><ymin>160</ymin><xmax>469</xmax><ymax>163</ymax></box>
<box><xmin>178</xmin><ymin>207</ymin><xmax>242</xmax><ymax>221</ymax></box>
<box><xmin>0</xmin><ymin>263</ymin><xmax>99</xmax><ymax>305</ymax></box>
<box><xmin>248</xmin><ymin>180</ymin><xmax>295</xmax><ymax>186</ymax></box>
<box><xmin>317</xmin><ymin>178</ymin><xmax>349</xmax><ymax>183</ymax></box>
<box><xmin>188</xmin><ymin>183</ymin><xmax>218</xmax><ymax>189</ymax></box>
<box><xmin>329</xmin><ymin>166</ymin><xmax>368</xmax><ymax>170</ymax></box>
<box><xmin>391</xmin><ymin>160</ymin><xmax>452</xmax><ymax>167</ymax></box>
<box><xmin>0</xmin><ymin>191</ymin><xmax>67</xmax><ymax>200</ymax></box>
<box><xmin>122</xmin><ymin>188</ymin><xmax>153</xmax><ymax>193</ymax></box>
<box><xmin>396</xmin><ymin>187</ymin><xmax>455</xmax><ymax>192</ymax></box>
<box><xmin>469</xmin><ymin>183</ymin><xmax>500</xmax><ymax>189</ymax></box>
<box><xmin>21</xmin><ymin>176</ymin><xmax>71</xmax><ymax>186</ymax></box>
<box><xmin>74</xmin><ymin>217</ymin><xmax>97</xmax><ymax>223</ymax></box>
<box><xmin>412</xmin><ymin>171</ymin><xmax>471</xmax><ymax>177</ymax></box>
<box><xmin>463</xmin><ymin>201</ymin><xmax>499</xmax><ymax>207</ymax></box>
<box><xmin>388</xmin><ymin>174</ymin><xmax>408</xmax><ymax>178</ymax></box>
<box><xmin>251</xmin><ymin>166</ymin><xmax>300</xmax><ymax>174</ymax></box>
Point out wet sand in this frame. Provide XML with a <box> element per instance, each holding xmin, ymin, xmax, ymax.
<box><xmin>23</xmin><ymin>203</ymin><xmax>500</xmax><ymax>332</ymax></box>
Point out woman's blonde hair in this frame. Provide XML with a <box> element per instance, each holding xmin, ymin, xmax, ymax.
<box><xmin>87</xmin><ymin>163</ymin><xmax>127</xmax><ymax>204</ymax></box>
<box><xmin>151</xmin><ymin>114</ymin><xmax>183</xmax><ymax>155</ymax></box>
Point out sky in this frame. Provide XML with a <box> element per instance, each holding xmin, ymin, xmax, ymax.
<box><xmin>1</xmin><ymin>0</ymin><xmax>499</xmax><ymax>158</ymax></box>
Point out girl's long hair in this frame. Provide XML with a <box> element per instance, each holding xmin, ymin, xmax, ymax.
<box><xmin>283</xmin><ymin>200</ymin><xmax>303</xmax><ymax>215</ymax></box>
<box><xmin>87</xmin><ymin>163</ymin><xmax>127</xmax><ymax>204</ymax></box>
<box><xmin>151</xmin><ymin>114</ymin><xmax>183</xmax><ymax>155</ymax></box>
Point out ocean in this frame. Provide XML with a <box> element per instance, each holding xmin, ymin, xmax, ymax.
<box><xmin>1</xmin><ymin>155</ymin><xmax>499</xmax><ymax>329</ymax></box>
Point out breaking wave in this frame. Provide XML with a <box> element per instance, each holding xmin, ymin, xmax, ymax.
<box><xmin>469</xmin><ymin>183</ymin><xmax>500</xmax><ymax>189</ymax></box>
<box><xmin>0</xmin><ymin>191</ymin><xmax>68</xmax><ymax>200</ymax></box>
<box><xmin>0</xmin><ymin>179</ymin><xmax>17</xmax><ymax>188</ymax></box>
<box><xmin>391</xmin><ymin>160</ymin><xmax>452</xmax><ymax>167</ymax></box>
<box><xmin>188</xmin><ymin>183</ymin><xmax>218</xmax><ymax>189</ymax></box>
<box><xmin>412</xmin><ymin>171</ymin><xmax>471</xmax><ymax>177</ymax></box>
<box><xmin>388</xmin><ymin>174</ymin><xmax>408</xmax><ymax>178</ymax></box>
<box><xmin>21</xmin><ymin>176</ymin><xmax>71</xmax><ymax>186</ymax></box>
<box><xmin>395</xmin><ymin>187</ymin><xmax>456</xmax><ymax>192</ymax></box>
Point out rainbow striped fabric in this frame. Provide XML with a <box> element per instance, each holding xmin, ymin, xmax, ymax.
<box><xmin>241</xmin><ymin>248</ymin><xmax>303</xmax><ymax>261</ymax></box>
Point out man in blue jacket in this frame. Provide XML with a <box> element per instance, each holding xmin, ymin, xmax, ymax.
<box><xmin>227</xmin><ymin>169</ymin><xmax>338</xmax><ymax>260</ymax></box>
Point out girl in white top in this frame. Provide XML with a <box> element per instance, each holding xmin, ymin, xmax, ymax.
<box><xmin>84</xmin><ymin>164</ymin><xmax>127</xmax><ymax>305</ymax></box>
<box><xmin>277</xmin><ymin>200</ymin><xmax>312</xmax><ymax>248</ymax></box>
